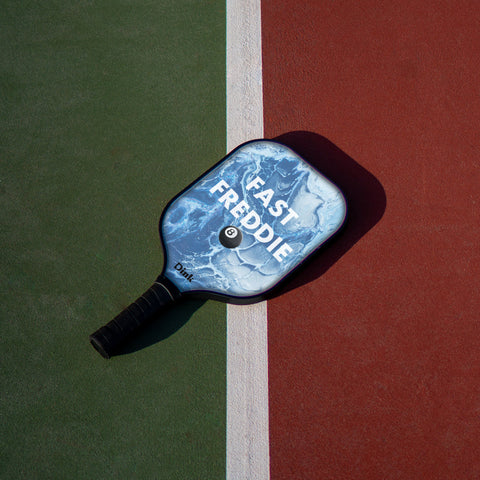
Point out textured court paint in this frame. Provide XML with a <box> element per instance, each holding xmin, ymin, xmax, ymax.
<box><xmin>0</xmin><ymin>2</ymin><xmax>226</xmax><ymax>478</ymax></box>
<box><xmin>226</xmin><ymin>0</ymin><xmax>269</xmax><ymax>478</ymax></box>
<box><xmin>263</xmin><ymin>1</ymin><xmax>480</xmax><ymax>479</ymax></box>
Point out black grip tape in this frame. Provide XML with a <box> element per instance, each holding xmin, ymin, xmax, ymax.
<box><xmin>89</xmin><ymin>276</ymin><xmax>180</xmax><ymax>358</ymax></box>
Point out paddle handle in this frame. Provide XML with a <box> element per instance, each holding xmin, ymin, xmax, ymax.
<box><xmin>89</xmin><ymin>276</ymin><xmax>180</xmax><ymax>358</ymax></box>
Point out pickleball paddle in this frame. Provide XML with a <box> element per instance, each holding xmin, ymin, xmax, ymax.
<box><xmin>89</xmin><ymin>140</ymin><xmax>347</xmax><ymax>358</ymax></box>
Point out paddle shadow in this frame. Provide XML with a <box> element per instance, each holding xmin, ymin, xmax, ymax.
<box><xmin>115</xmin><ymin>299</ymin><xmax>206</xmax><ymax>356</ymax></box>
<box><xmin>269</xmin><ymin>131</ymin><xmax>387</xmax><ymax>295</ymax></box>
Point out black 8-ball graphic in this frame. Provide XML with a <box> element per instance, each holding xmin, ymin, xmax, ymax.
<box><xmin>219</xmin><ymin>225</ymin><xmax>242</xmax><ymax>248</ymax></box>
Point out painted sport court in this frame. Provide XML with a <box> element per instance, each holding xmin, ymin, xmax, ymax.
<box><xmin>1</xmin><ymin>1</ymin><xmax>479</xmax><ymax>479</ymax></box>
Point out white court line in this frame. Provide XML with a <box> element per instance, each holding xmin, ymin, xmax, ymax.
<box><xmin>226</xmin><ymin>0</ymin><xmax>270</xmax><ymax>479</ymax></box>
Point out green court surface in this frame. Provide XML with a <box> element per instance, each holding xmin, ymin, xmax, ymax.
<box><xmin>1</xmin><ymin>2</ymin><xmax>226</xmax><ymax>478</ymax></box>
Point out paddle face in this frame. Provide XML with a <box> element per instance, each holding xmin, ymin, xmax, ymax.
<box><xmin>160</xmin><ymin>140</ymin><xmax>347</xmax><ymax>302</ymax></box>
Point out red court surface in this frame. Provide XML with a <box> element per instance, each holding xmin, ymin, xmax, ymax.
<box><xmin>262</xmin><ymin>1</ymin><xmax>480</xmax><ymax>478</ymax></box>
